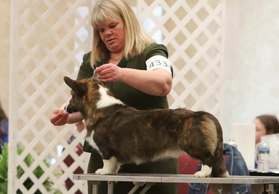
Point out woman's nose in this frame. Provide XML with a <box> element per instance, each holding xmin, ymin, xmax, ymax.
<box><xmin>104</xmin><ymin>29</ymin><xmax>113</xmax><ymax>36</ymax></box>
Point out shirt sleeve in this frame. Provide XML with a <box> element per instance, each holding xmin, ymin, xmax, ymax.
<box><xmin>76</xmin><ymin>52</ymin><xmax>94</xmax><ymax>80</ymax></box>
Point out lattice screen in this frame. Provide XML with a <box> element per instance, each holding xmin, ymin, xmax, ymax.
<box><xmin>138</xmin><ymin>0</ymin><xmax>224</xmax><ymax>114</ymax></box>
<box><xmin>9</xmin><ymin>0</ymin><xmax>92</xmax><ymax>193</ymax></box>
<box><xmin>9</xmin><ymin>0</ymin><xmax>224</xmax><ymax>193</ymax></box>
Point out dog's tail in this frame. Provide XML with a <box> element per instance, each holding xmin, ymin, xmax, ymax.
<box><xmin>211</xmin><ymin>120</ymin><xmax>228</xmax><ymax>177</ymax></box>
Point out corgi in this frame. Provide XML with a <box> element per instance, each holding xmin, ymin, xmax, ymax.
<box><xmin>64</xmin><ymin>76</ymin><xmax>228</xmax><ymax>177</ymax></box>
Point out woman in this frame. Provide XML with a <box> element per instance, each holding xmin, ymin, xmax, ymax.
<box><xmin>255</xmin><ymin>114</ymin><xmax>279</xmax><ymax>144</ymax></box>
<box><xmin>50</xmin><ymin>0</ymin><xmax>176</xmax><ymax>193</ymax></box>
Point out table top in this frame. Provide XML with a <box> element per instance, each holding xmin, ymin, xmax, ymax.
<box><xmin>73</xmin><ymin>173</ymin><xmax>279</xmax><ymax>184</ymax></box>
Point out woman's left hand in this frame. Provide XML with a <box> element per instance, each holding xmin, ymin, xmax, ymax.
<box><xmin>95</xmin><ymin>63</ymin><xmax>122</xmax><ymax>82</ymax></box>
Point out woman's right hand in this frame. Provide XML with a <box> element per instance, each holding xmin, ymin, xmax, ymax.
<box><xmin>50</xmin><ymin>109</ymin><xmax>69</xmax><ymax>126</ymax></box>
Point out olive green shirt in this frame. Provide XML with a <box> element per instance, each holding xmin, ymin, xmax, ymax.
<box><xmin>77</xmin><ymin>43</ymin><xmax>171</xmax><ymax>110</ymax></box>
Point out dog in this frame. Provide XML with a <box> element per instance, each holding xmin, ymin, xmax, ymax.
<box><xmin>64</xmin><ymin>76</ymin><xmax>228</xmax><ymax>177</ymax></box>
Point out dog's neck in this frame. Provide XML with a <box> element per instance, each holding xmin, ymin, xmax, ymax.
<box><xmin>83</xmin><ymin>84</ymin><xmax>125</xmax><ymax>131</ymax></box>
<box><xmin>82</xmin><ymin>84</ymin><xmax>124</xmax><ymax>119</ymax></box>
<box><xmin>96</xmin><ymin>85</ymin><xmax>123</xmax><ymax>109</ymax></box>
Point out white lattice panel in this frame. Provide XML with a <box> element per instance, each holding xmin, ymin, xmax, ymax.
<box><xmin>9</xmin><ymin>0</ymin><xmax>224</xmax><ymax>193</ymax></box>
<box><xmin>9</xmin><ymin>0</ymin><xmax>92</xmax><ymax>193</ymax></box>
<box><xmin>138</xmin><ymin>0</ymin><xmax>224</xmax><ymax>117</ymax></box>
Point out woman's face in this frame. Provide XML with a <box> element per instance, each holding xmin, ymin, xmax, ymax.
<box><xmin>97</xmin><ymin>18</ymin><xmax>125</xmax><ymax>54</ymax></box>
<box><xmin>255</xmin><ymin>118</ymin><xmax>267</xmax><ymax>144</ymax></box>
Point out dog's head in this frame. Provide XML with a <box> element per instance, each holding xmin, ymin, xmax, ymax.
<box><xmin>64</xmin><ymin>76</ymin><xmax>101</xmax><ymax>116</ymax></box>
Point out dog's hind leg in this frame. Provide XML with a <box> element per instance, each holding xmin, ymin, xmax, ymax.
<box><xmin>95</xmin><ymin>156</ymin><xmax>121</xmax><ymax>175</ymax></box>
<box><xmin>184</xmin><ymin>147</ymin><xmax>215</xmax><ymax>177</ymax></box>
<box><xmin>193</xmin><ymin>153</ymin><xmax>215</xmax><ymax>177</ymax></box>
<box><xmin>194</xmin><ymin>144</ymin><xmax>228</xmax><ymax>177</ymax></box>
<box><xmin>211</xmin><ymin>141</ymin><xmax>228</xmax><ymax>177</ymax></box>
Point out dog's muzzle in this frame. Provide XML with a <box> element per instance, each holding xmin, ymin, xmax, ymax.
<box><xmin>65</xmin><ymin>104</ymin><xmax>78</xmax><ymax>113</ymax></box>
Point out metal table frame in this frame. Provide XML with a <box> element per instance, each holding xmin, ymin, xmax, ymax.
<box><xmin>73</xmin><ymin>173</ymin><xmax>279</xmax><ymax>194</ymax></box>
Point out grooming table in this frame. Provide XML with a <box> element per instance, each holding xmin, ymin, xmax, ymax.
<box><xmin>73</xmin><ymin>173</ymin><xmax>279</xmax><ymax>194</ymax></box>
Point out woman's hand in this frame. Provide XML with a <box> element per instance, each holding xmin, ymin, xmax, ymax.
<box><xmin>50</xmin><ymin>109</ymin><xmax>69</xmax><ymax>126</ymax></box>
<box><xmin>95</xmin><ymin>63</ymin><xmax>122</xmax><ymax>82</ymax></box>
<box><xmin>50</xmin><ymin>109</ymin><xmax>83</xmax><ymax>126</ymax></box>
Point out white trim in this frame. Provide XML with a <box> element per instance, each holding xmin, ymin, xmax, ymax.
<box><xmin>8</xmin><ymin>0</ymin><xmax>17</xmax><ymax>193</ymax></box>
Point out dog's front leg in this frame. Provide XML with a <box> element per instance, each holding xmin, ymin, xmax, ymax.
<box><xmin>95</xmin><ymin>156</ymin><xmax>121</xmax><ymax>175</ymax></box>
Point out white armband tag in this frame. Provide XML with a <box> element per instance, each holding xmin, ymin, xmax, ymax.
<box><xmin>145</xmin><ymin>55</ymin><xmax>172</xmax><ymax>74</ymax></box>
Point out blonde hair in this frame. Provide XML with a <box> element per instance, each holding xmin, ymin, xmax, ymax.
<box><xmin>90</xmin><ymin>0</ymin><xmax>152</xmax><ymax>64</ymax></box>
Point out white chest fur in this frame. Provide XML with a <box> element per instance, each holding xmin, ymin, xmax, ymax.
<box><xmin>96</xmin><ymin>86</ymin><xmax>123</xmax><ymax>109</ymax></box>
<box><xmin>85</xmin><ymin>131</ymin><xmax>102</xmax><ymax>155</ymax></box>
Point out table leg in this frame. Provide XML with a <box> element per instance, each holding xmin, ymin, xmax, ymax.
<box><xmin>139</xmin><ymin>184</ymin><xmax>153</xmax><ymax>194</ymax></box>
<box><xmin>91</xmin><ymin>183</ymin><xmax>98</xmax><ymax>194</ymax></box>
<box><xmin>107</xmin><ymin>181</ymin><xmax>114</xmax><ymax>194</ymax></box>
<box><xmin>128</xmin><ymin>183</ymin><xmax>143</xmax><ymax>194</ymax></box>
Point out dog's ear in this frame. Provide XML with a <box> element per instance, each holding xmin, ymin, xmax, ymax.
<box><xmin>64</xmin><ymin>76</ymin><xmax>87</xmax><ymax>96</ymax></box>
<box><xmin>91</xmin><ymin>73</ymin><xmax>104</xmax><ymax>86</ymax></box>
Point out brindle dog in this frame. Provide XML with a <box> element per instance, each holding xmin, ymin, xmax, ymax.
<box><xmin>64</xmin><ymin>76</ymin><xmax>228</xmax><ymax>177</ymax></box>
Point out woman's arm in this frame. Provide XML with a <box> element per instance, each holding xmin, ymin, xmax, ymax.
<box><xmin>120</xmin><ymin>68</ymin><xmax>172</xmax><ymax>96</ymax></box>
<box><xmin>50</xmin><ymin>110</ymin><xmax>83</xmax><ymax>125</ymax></box>
<box><xmin>95</xmin><ymin>64</ymin><xmax>172</xmax><ymax>96</ymax></box>
<box><xmin>67</xmin><ymin>112</ymin><xmax>83</xmax><ymax>123</ymax></box>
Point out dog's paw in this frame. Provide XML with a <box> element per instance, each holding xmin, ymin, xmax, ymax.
<box><xmin>221</xmin><ymin>171</ymin><xmax>230</xmax><ymax>177</ymax></box>
<box><xmin>95</xmin><ymin>168</ymin><xmax>113</xmax><ymax>175</ymax></box>
<box><xmin>194</xmin><ymin>170</ymin><xmax>209</xmax><ymax>178</ymax></box>
<box><xmin>194</xmin><ymin>165</ymin><xmax>212</xmax><ymax>177</ymax></box>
